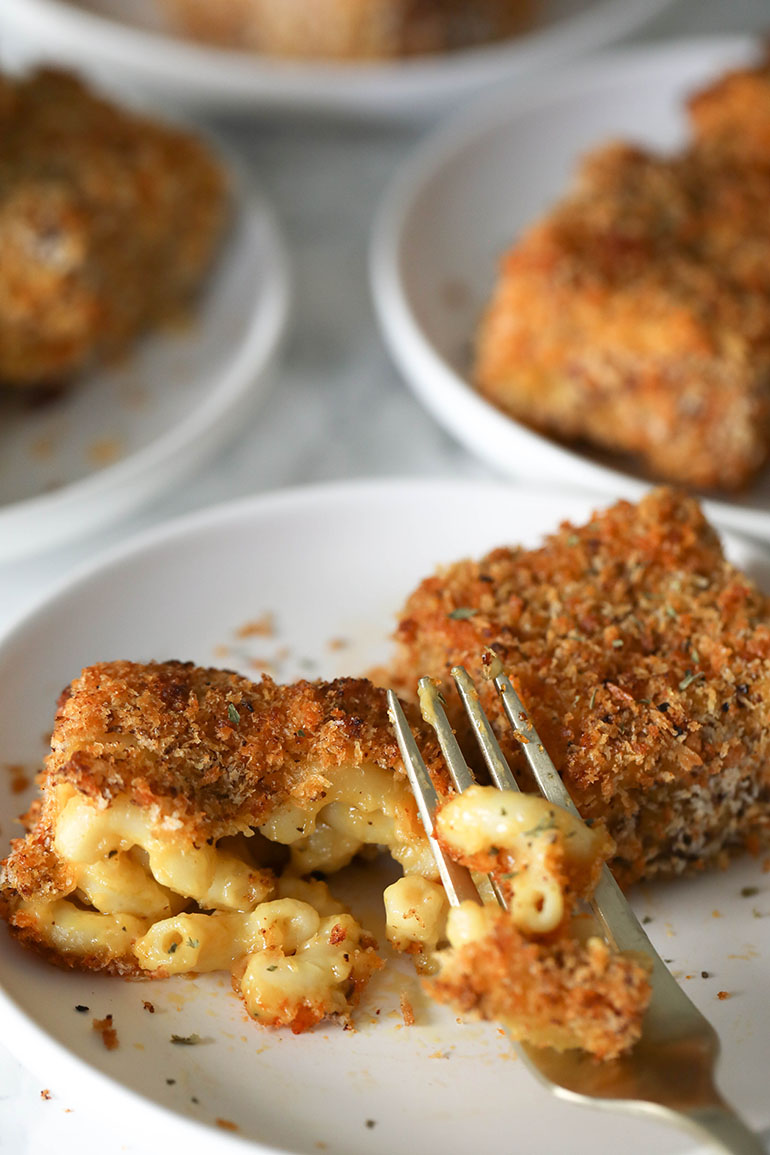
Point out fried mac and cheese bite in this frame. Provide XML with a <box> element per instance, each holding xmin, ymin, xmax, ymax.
<box><xmin>474</xmin><ymin>59</ymin><xmax>770</xmax><ymax>491</ymax></box>
<box><xmin>0</xmin><ymin>69</ymin><xmax>227</xmax><ymax>389</ymax></box>
<box><xmin>0</xmin><ymin>657</ymin><xmax>655</xmax><ymax>1058</ymax></box>
<box><xmin>427</xmin><ymin>786</ymin><xmax>651</xmax><ymax>1060</ymax></box>
<box><xmin>0</xmin><ymin>662</ymin><xmax>445</xmax><ymax>1032</ymax></box>
<box><xmin>391</xmin><ymin>488</ymin><xmax>770</xmax><ymax>885</ymax></box>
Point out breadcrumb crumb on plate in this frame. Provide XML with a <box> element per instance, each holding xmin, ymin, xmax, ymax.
<box><xmin>0</xmin><ymin>478</ymin><xmax>767</xmax><ymax>1155</ymax></box>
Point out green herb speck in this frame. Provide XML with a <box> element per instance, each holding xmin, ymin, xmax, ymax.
<box><xmin>227</xmin><ymin>703</ymin><xmax>241</xmax><ymax>725</ymax></box>
<box><xmin>170</xmin><ymin>1033</ymin><xmax>202</xmax><ymax>1045</ymax></box>
<box><xmin>679</xmin><ymin>670</ymin><xmax>704</xmax><ymax>692</ymax></box>
<box><xmin>741</xmin><ymin>886</ymin><xmax>760</xmax><ymax>898</ymax></box>
<box><xmin>187</xmin><ymin>937</ymin><xmax>200</xmax><ymax>949</ymax></box>
<box><xmin>523</xmin><ymin>813</ymin><xmax>558</xmax><ymax>838</ymax></box>
<box><xmin>448</xmin><ymin>607</ymin><xmax>478</xmax><ymax>621</ymax></box>
<box><xmin>167</xmin><ymin>942</ymin><xmax>178</xmax><ymax>954</ymax></box>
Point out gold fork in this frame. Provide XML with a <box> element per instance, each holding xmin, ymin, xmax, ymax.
<box><xmin>387</xmin><ymin>666</ymin><xmax>765</xmax><ymax>1155</ymax></box>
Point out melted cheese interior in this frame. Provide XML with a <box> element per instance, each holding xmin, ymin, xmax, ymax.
<box><xmin>16</xmin><ymin>764</ymin><xmax>432</xmax><ymax>1027</ymax></box>
<box><xmin>15</xmin><ymin>768</ymin><xmax>612</xmax><ymax>1035</ymax></box>
<box><xmin>436</xmin><ymin>784</ymin><xmax>608</xmax><ymax>935</ymax></box>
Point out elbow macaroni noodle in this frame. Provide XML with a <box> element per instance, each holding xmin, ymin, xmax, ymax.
<box><xmin>17</xmin><ymin>766</ymin><xmax>608</xmax><ymax>1031</ymax></box>
<box><xmin>20</xmin><ymin>763</ymin><xmax>436</xmax><ymax>1027</ymax></box>
<box><xmin>436</xmin><ymin>784</ymin><xmax>608</xmax><ymax>935</ymax></box>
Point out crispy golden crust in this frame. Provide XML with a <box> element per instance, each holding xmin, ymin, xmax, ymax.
<box><xmin>688</xmin><ymin>57</ymin><xmax>770</xmax><ymax>164</ymax></box>
<box><xmin>428</xmin><ymin>915</ymin><xmax>651</xmax><ymax>1060</ymax></box>
<box><xmin>391</xmin><ymin>488</ymin><xmax>770</xmax><ymax>883</ymax></box>
<box><xmin>474</xmin><ymin>63</ymin><xmax>770</xmax><ymax>492</ymax></box>
<box><xmin>0</xmin><ymin>69</ymin><xmax>227</xmax><ymax>388</ymax></box>
<box><xmin>1</xmin><ymin>663</ymin><xmax>444</xmax><ymax>907</ymax></box>
<box><xmin>159</xmin><ymin>0</ymin><xmax>532</xmax><ymax>59</ymax></box>
<box><xmin>47</xmin><ymin>662</ymin><xmax>415</xmax><ymax>829</ymax></box>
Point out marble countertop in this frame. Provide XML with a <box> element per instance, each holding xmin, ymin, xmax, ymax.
<box><xmin>2</xmin><ymin>1</ymin><xmax>770</xmax><ymax>1151</ymax></box>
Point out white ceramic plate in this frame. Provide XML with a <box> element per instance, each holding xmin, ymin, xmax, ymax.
<box><xmin>0</xmin><ymin>175</ymin><xmax>290</xmax><ymax>563</ymax></box>
<box><xmin>0</xmin><ymin>0</ymin><xmax>676</xmax><ymax>117</ymax></box>
<box><xmin>371</xmin><ymin>37</ymin><xmax>770</xmax><ymax>541</ymax></box>
<box><xmin>0</xmin><ymin>478</ymin><xmax>769</xmax><ymax>1155</ymax></box>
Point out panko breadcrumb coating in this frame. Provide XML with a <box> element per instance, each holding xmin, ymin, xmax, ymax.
<box><xmin>688</xmin><ymin>55</ymin><xmax>770</xmax><ymax>164</ymax></box>
<box><xmin>0</xmin><ymin>664</ymin><xmax>440</xmax><ymax>1031</ymax></box>
<box><xmin>1</xmin><ymin>662</ymin><xmax>436</xmax><ymax>928</ymax></box>
<box><xmin>1</xmin><ymin>659</ymin><xmax>652</xmax><ymax>1056</ymax></box>
<box><xmin>159</xmin><ymin>0</ymin><xmax>532</xmax><ymax>59</ymax></box>
<box><xmin>474</xmin><ymin>59</ymin><xmax>770</xmax><ymax>491</ymax></box>
<box><xmin>428</xmin><ymin>913</ymin><xmax>651</xmax><ymax>1061</ymax></box>
<box><xmin>391</xmin><ymin>488</ymin><xmax>770</xmax><ymax>884</ymax></box>
<box><xmin>0</xmin><ymin>69</ymin><xmax>227</xmax><ymax>389</ymax></box>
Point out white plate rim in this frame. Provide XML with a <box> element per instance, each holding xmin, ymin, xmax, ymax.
<box><xmin>370</xmin><ymin>34</ymin><xmax>770</xmax><ymax>540</ymax></box>
<box><xmin>0</xmin><ymin>476</ymin><xmax>564</xmax><ymax>653</ymax></box>
<box><xmin>0</xmin><ymin>0</ymin><xmax>678</xmax><ymax>114</ymax></box>
<box><xmin>0</xmin><ymin>180</ymin><xmax>291</xmax><ymax>561</ymax></box>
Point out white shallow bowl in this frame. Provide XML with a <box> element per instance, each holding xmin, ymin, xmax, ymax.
<box><xmin>0</xmin><ymin>175</ymin><xmax>290</xmax><ymax>563</ymax></box>
<box><xmin>0</xmin><ymin>478</ymin><xmax>769</xmax><ymax>1155</ymax></box>
<box><xmin>371</xmin><ymin>36</ymin><xmax>770</xmax><ymax>540</ymax></box>
<box><xmin>0</xmin><ymin>0</ymin><xmax>676</xmax><ymax>117</ymax></box>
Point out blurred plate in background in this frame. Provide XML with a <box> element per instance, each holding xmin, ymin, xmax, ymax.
<box><xmin>1</xmin><ymin>0</ymin><xmax>677</xmax><ymax>117</ymax></box>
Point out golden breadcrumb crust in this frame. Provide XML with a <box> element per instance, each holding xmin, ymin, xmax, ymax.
<box><xmin>0</xmin><ymin>69</ymin><xmax>227</xmax><ymax>388</ymax></box>
<box><xmin>391</xmin><ymin>488</ymin><xmax>770</xmax><ymax>883</ymax></box>
<box><xmin>474</xmin><ymin>60</ymin><xmax>770</xmax><ymax>491</ymax></box>
<box><xmin>159</xmin><ymin>0</ymin><xmax>532</xmax><ymax>59</ymax></box>
<box><xmin>688</xmin><ymin>56</ymin><xmax>770</xmax><ymax>163</ymax></box>
<box><xmin>428</xmin><ymin>914</ymin><xmax>651</xmax><ymax>1060</ymax></box>
<box><xmin>1</xmin><ymin>663</ymin><xmax>443</xmax><ymax>908</ymax></box>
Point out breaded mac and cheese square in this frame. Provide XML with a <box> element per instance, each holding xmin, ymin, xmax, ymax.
<box><xmin>474</xmin><ymin>58</ymin><xmax>770</xmax><ymax>492</ymax></box>
<box><xmin>390</xmin><ymin>488</ymin><xmax>770</xmax><ymax>885</ymax></box>
<box><xmin>0</xmin><ymin>69</ymin><xmax>227</xmax><ymax>389</ymax></box>
<box><xmin>0</xmin><ymin>664</ymin><xmax>444</xmax><ymax>1031</ymax></box>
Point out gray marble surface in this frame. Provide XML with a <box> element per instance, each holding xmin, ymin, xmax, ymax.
<box><xmin>2</xmin><ymin>1</ymin><xmax>770</xmax><ymax>1151</ymax></box>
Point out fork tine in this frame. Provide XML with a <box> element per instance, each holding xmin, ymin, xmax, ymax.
<box><xmin>452</xmin><ymin>666</ymin><xmax>518</xmax><ymax>791</ymax></box>
<box><xmin>494</xmin><ymin>671</ymin><xmax>580</xmax><ymax>815</ymax></box>
<box><xmin>492</xmin><ymin>670</ymin><xmax>673</xmax><ymax>958</ymax></box>
<box><xmin>386</xmin><ymin>690</ymin><xmax>482</xmax><ymax>908</ymax></box>
<box><xmin>417</xmin><ymin>676</ymin><xmax>475</xmax><ymax>792</ymax></box>
<box><xmin>418</xmin><ymin>675</ymin><xmax>509</xmax><ymax>911</ymax></box>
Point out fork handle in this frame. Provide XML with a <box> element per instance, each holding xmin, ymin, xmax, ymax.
<box><xmin>687</xmin><ymin>1103</ymin><xmax>767</xmax><ymax>1155</ymax></box>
